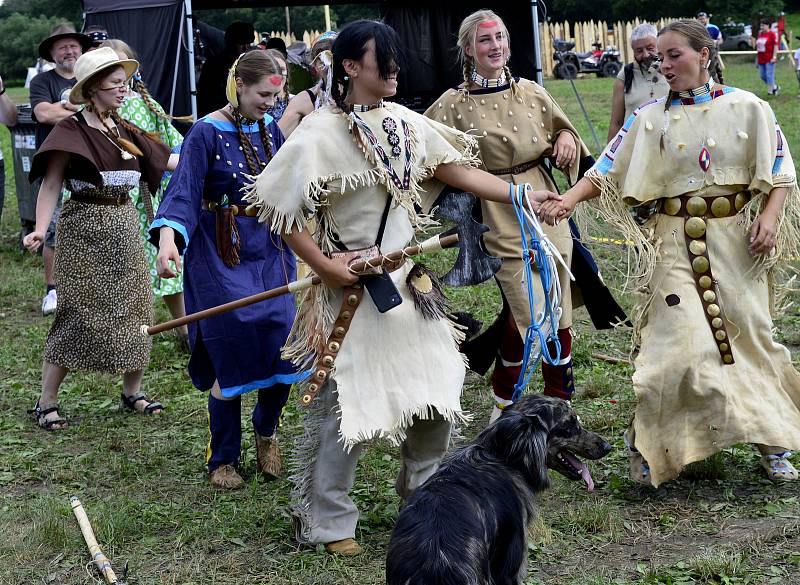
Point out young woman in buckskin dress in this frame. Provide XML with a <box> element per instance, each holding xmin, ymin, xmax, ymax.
<box><xmin>541</xmin><ymin>20</ymin><xmax>800</xmax><ymax>485</ymax></box>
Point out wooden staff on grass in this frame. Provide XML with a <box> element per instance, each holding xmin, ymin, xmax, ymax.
<box><xmin>70</xmin><ymin>496</ymin><xmax>119</xmax><ymax>584</ymax></box>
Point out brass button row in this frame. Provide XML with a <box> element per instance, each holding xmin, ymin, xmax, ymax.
<box><xmin>299</xmin><ymin>283</ymin><xmax>365</xmax><ymax>407</ymax></box>
<box><xmin>683</xmin><ymin>212</ymin><xmax>735</xmax><ymax>365</ymax></box>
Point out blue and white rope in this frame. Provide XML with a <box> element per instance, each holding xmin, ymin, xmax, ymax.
<box><xmin>509</xmin><ymin>183</ymin><xmax>563</xmax><ymax>401</ymax></box>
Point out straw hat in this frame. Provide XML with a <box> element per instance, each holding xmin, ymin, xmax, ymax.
<box><xmin>38</xmin><ymin>24</ymin><xmax>92</xmax><ymax>62</ymax></box>
<box><xmin>69</xmin><ymin>47</ymin><xmax>139</xmax><ymax>105</ymax></box>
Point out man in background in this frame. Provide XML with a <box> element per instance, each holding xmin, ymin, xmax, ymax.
<box><xmin>697</xmin><ymin>12</ymin><xmax>723</xmax><ymax>48</ymax></box>
<box><xmin>29</xmin><ymin>23</ymin><xmax>91</xmax><ymax>315</ymax></box>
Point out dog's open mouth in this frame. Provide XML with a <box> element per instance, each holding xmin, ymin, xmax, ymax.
<box><xmin>557</xmin><ymin>450</ymin><xmax>595</xmax><ymax>491</ymax></box>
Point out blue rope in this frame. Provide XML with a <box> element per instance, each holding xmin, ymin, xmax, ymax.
<box><xmin>509</xmin><ymin>184</ymin><xmax>561</xmax><ymax>402</ymax></box>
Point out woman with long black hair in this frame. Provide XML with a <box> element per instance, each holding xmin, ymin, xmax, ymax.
<box><xmin>245</xmin><ymin>20</ymin><xmax>559</xmax><ymax>554</ymax></box>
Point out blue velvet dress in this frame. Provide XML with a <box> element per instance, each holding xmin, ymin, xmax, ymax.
<box><xmin>149</xmin><ymin>115</ymin><xmax>307</xmax><ymax>397</ymax></box>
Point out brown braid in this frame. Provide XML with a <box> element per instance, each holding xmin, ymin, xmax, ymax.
<box><xmin>257</xmin><ymin>118</ymin><xmax>274</xmax><ymax>161</ymax></box>
<box><xmin>462</xmin><ymin>57</ymin><xmax>472</xmax><ymax>90</ymax></box>
<box><xmin>131</xmin><ymin>77</ymin><xmax>171</xmax><ymax>122</ymax></box>
<box><xmin>232</xmin><ymin>112</ymin><xmax>261</xmax><ymax>175</ymax></box>
<box><xmin>109</xmin><ymin>110</ymin><xmax>162</xmax><ymax>143</ymax></box>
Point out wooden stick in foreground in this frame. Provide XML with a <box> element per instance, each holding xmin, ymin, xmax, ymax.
<box><xmin>142</xmin><ymin>233</ymin><xmax>458</xmax><ymax>336</ymax></box>
<box><xmin>70</xmin><ymin>496</ymin><xmax>118</xmax><ymax>585</ymax></box>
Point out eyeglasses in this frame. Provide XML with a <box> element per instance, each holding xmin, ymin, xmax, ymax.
<box><xmin>97</xmin><ymin>82</ymin><xmax>129</xmax><ymax>92</ymax></box>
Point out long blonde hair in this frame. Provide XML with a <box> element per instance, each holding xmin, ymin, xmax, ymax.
<box><xmin>457</xmin><ymin>10</ymin><xmax>513</xmax><ymax>92</ymax></box>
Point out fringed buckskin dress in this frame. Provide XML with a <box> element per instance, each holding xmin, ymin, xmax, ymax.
<box><xmin>244</xmin><ymin>101</ymin><xmax>477</xmax><ymax>544</ymax></box>
<box><xmin>588</xmin><ymin>87</ymin><xmax>800</xmax><ymax>486</ymax></box>
<box><xmin>29</xmin><ymin>112</ymin><xmax>169</xmax><ymax>373</ymax></box>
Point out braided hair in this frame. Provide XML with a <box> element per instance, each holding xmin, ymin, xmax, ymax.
<box><xmin>656</xmin><ymin>19</ymin><xmax>721</xmax><ymax>153</ymax></box>
<box><xmin>229</xmin><ymin>50</ymin><xmax>280</xmax><ymax>174</ymax></box>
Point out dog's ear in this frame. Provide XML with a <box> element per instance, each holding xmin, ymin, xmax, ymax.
<box><xmin>484</xmin><ymin>411</ymin><xmax>550</xmax><ymax>491</ymax></box>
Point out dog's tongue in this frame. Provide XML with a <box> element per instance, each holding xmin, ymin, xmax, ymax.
<box><xmin>564</xmin><ymin>452</ymin><xmax>595</xmax><ymax>491</ymax></box>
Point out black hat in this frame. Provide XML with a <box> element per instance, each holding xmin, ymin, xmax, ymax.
<box><xmin>38</xmin><ymin>24</ymin><xmax>92</xmax><ymax>62</ymax></box>
<box><xmin>697</xmin><ymin>12</ymin><xmax>708</xmax><ymax>18</ymax></box>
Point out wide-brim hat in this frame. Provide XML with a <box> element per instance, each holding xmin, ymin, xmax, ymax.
<box><xmin>38</xmin><ymin>25</ymin><xmax>92</xmax><ymax>62</ymax></box>
<box><xmin>69</xmin><ymin>47</ymin><xmax>139</xmax><ymax>105</ymax></box>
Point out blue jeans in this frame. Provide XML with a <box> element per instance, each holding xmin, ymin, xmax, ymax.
<box><xmin>758</xmin><ymin>62</ymin><xmax>776</xmax><ymax>88</ymax></box>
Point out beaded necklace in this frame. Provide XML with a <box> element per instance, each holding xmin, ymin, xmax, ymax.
<box><xmin>471</xmin><ymin>69</ymin><xmax>508</xmax><ymax>89</ymax></box>
<box><xmin>348</xmin><ymin>110</ymin><xmax>412</xmax><ymax>191</ymax></box>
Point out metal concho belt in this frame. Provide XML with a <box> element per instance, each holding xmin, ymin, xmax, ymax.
<box><xmin>659</xmin><ymin>192</ymin><xmax>750</xmax><ymax>365</ymax></box>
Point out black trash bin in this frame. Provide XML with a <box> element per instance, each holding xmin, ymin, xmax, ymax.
<box><xmin>10</xmin><ymin>103</ymin><xmax>37</xmax><ymax>245</ymax></box>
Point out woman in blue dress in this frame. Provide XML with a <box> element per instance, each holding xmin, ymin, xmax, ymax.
<box><xmin>150</xmin><ymin>50</ymin><xmax>306</xmax><ymax>489</ymax></box>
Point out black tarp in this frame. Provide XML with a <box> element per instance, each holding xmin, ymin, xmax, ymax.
<box><xmin>382</xmin><ymin>2</ymin><xmax>537</xmax><ymax>109</ymax></box>
<box><xmin>83</xmin><ymin>1</ymin><xmax>193</xmax><ymax>119</ymax></box>
<box><xmin>82</xmin><ymin>1</ymin><xmax>539</xmax><ymax>117</ymax></box>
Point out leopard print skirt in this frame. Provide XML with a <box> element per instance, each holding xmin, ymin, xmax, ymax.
<box><xmin>44</xmin><ymin>193</ymin><xmax>153</xmax><ymax>373</ymax></box>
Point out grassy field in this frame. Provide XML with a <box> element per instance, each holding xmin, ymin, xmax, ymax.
<box><xmin>1</xmin><ymin>60</ymin><xmax>800</xmax><ymax>585</ymax></box>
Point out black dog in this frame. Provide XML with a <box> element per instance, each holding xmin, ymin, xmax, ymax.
<box><xmin>386</xmin><ymin>395</ymin><xmax>612</xmax><ymax>585</ymax></box>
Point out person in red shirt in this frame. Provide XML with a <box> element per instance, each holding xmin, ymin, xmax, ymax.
<box><xmin>756</xmin><ymin>19</ymin><xmax>780</xmax><ymax>95</ymax></box>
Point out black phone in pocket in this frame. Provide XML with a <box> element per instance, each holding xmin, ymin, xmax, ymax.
<box><xmin>361</xmin><ymin>270</ymin><xmax>403</xmax><ymax>313</ymax></box>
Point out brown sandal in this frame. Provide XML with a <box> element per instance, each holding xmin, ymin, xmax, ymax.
<box><xmin>28</xmin><ymin>401</ymin><xmax>69</xmax><ymax>430</ymax></box>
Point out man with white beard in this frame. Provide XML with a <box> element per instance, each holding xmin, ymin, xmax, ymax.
<box><xmin>29</xmin><ymin>24</ymin><xmax>91</xmax><ymax>315</ymax></box>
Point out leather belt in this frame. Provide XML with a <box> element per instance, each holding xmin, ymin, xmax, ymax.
<box><xmin>659</xmin><ymin>193</ymin><xmax>750</xmax><ymax>365</ymax></box>
<box><xmin>202</xmin><ymin>199</ymin><xmax>260</xmax><ymax>217</ymax></box>
<box><xmin>70</xmin><ymin>193</ymin><xmax>130</xmax><ymax>205</ymax></box>
<box><xmin>300</xmin><ymin>283</ymin><xmax>364</xmax><ymax>406</ymax></box>
<box><xmin>486</xmin><ymin>156</ymin><xmax>544</xmax><ymax>176</ymax></box>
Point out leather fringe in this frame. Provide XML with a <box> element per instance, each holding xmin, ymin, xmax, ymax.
<box><xmin>215</xmin><ymin>206</ymin><xmax>241</xmax><ymax>267</ymax></box>
<box><xmin>406</xmin><ymin>264</ymin><xmax>449</xmax><ymax>320</ymax></box>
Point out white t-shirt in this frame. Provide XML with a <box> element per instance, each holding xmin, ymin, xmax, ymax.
<box><xmin>794</xmin><ymin>48</ymin><xmax>800</xmax><ymax>70</ymax></box>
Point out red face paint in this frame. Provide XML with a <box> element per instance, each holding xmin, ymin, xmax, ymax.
<box><xmin>268</xmin><ymin>75</ymin><xmax>284</xmax><ymax>86</ymax></box>
<box><xmin>478</xmin><ymin>20</ymin><xmax>498</xmax><ymax>29</ymax></box>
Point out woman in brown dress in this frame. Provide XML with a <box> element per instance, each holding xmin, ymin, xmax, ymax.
<box><xmin>23</xmin><ymin>47</ymin><xmax>176</xmax><ymax>429</ymax></box>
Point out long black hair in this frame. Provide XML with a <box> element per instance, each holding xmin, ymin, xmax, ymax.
<box><xmin>330</xmin><ymin>20</ymin><xmax>406</xmax><ymax>112</ymax></box>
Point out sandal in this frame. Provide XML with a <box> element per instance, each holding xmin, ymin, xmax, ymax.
<box><xmin>120</xmin><ymin>392</ymin><xmax>164</xmax><ymax>415</ymax></box>
<box><xmin>28</xmin><ymin>401</ymin><xmax>69</xmax><ymax>430</ymax></box>
<box><xmin>761</xmin><ymin>451</ymin><xmax>798</xmax><ymax>482</ymax></box>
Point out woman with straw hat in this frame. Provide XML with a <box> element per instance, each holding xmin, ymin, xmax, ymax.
<box><xmin>23</xmin><ymin>47</ymin><xmax>177</xmax><ymax>430</ymax></box>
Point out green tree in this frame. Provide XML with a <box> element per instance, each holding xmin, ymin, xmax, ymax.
<box><xmin>0</xmin><ymin>13</ymin><xmax>64</xmax><ymax>81</ymax></box>
<box><xmin>0</xmin><ymin>0</ymin><xmax>81</xmax><ymax>22</ymax></box>
<box><xmin>705</xmin><ymin>0</ymin><xmax>785</xmax><ymax>23</ymax></box>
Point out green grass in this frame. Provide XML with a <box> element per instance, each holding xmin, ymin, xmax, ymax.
<box><xmin>2</xmin><ymin>60</ymin><xmax>800</xmax><ymax>584</ymax></box>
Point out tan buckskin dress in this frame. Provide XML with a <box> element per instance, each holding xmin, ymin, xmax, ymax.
<box><xmin>425</xmin><ymin>79</ymin><xmax>589</xmax><ymax>336</ymax></box>
<box><xmin>587</xmin><ymin>86</ymin><xmax>800</xmax><ymax>486</ymax></box>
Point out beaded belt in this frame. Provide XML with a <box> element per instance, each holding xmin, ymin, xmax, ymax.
<box><xmin>201</xmin><ymin>199</ymin><xmax>260</xmax><ymax>217</ymax></box>
<box><xmin>658</xmin><ymin>192</ymin><xmax>751</xmax><ymax>365</ymax></box>
<box><xmin>70</xmin><ymin>193</ymin><xmax>130</xmax><ymax>205</ymax></box>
